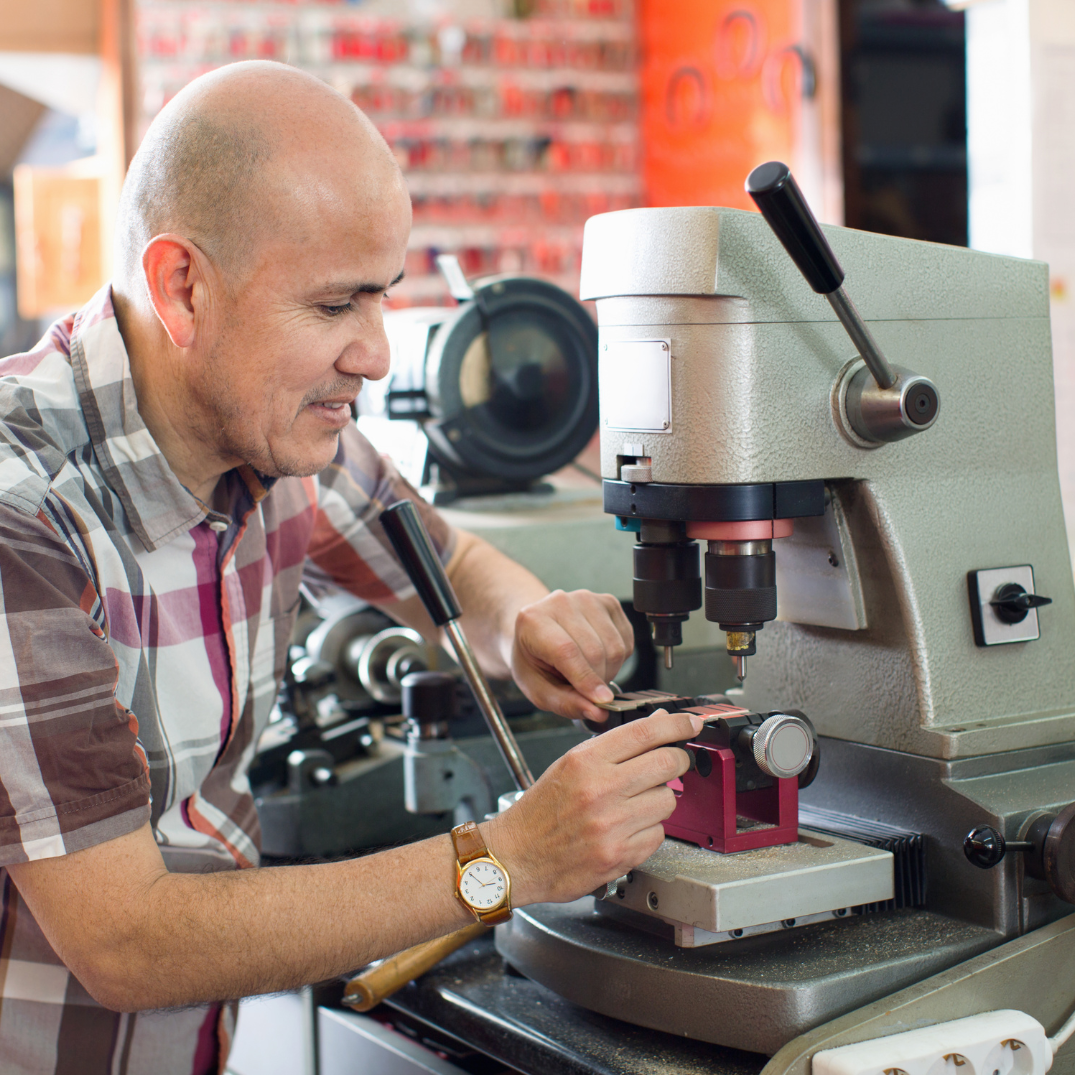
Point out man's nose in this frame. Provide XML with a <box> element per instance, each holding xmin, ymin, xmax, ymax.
<box><xmin>336</xmin><ymin>307</ymin><xmax>392</xmax><ymax>381</ymax></box>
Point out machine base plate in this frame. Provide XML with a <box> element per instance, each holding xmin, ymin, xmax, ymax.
<box><xmin>495</xmin><ymin>900</ymin><xmax>999</xmax><ymax>1055</ymax></box>
<box><xmin>611</xmin><ymin>832</ymin><xmax>893</xmax><ymax>944</ymax></box>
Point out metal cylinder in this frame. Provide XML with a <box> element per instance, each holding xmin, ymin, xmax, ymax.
<box><xmin>402</xmin><ymin>671</ymin><xmax>456</xmax><ymax>742</ymax></box>
<box><xmin>704</xmin><ymin>540</ymin><xmax>777</xmax><ymax>627</ymax></box>
<box><xmin>632</xmin><ymin>541</ymin><xmax>701</xmax><ymax>615</ymax></box>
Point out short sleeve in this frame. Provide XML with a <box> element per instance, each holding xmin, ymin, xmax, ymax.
<box><xmin>304</xmin><ymin>422</ymin><xmax>456</xmax><ymax>604</ymax></box>
<box><xmin>0</xmin><ymin>503</ymin><xmax>150</xmax><ymax>866</ymax></box>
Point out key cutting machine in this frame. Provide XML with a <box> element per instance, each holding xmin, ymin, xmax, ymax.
<box><xmin>493</xmin><ymin>165</ymin><xmax>1075</xmax><ymax>1056</ymax></box>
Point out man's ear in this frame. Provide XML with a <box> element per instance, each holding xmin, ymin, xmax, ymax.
<box><xmin>141</xmin><ymin>234</ymin><xmax>212</xmax><ymax>350</ymax></box>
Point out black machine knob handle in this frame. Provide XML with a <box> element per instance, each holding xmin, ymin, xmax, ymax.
<box><xmin>963</xmin><ymin>826</ymin><xmax>1031</xmax><ymax>869</ymax></box>
<box><xmin>990</xmin><ymin>583</ymin><xmax>1052</xmax><ymax>625</ymax></box>
<box><xmin>965</xmin><ymin>806</ymin><xmax>1075</xmax><ymax>905</ymax></box>
<box><xmin>401</xmin><ymin>671</ymin><xmax>457</xmax><ymax>725</ymax></box>
<box><xmin>745</xmin><ymin>161</ymin><xmax>844</xmax><ymax>296</ymax></box>
<box><xmin>746</xmin><ymin>160</ymin><xmax>894</xmax><ymax>391</ymax></box>
<box><xmin>381</xmin><ymin>500</ymin><xmax>462</xmax><ymax>627</ymax></box>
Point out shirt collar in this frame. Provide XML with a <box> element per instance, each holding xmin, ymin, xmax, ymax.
<box><xmin>68</xmin><ymin>286</ymin><xmax>271</xmax><ymax>552</ymax></box>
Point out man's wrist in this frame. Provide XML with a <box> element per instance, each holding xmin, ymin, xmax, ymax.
<box><xmin>479</xmin><ymin>815</ymin><xmax>535</xmax><ymax>908</ymax></box>
<box><xmin>443</xmin><ymin>834</ymin><xmax>483</xmax><ymax>927</ymax></box>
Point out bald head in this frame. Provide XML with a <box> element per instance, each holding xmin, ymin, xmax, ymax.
<box><xmin>115</xmin><ymin>62</ymin><xmax>404</xmax><ymax>288</ymax></box>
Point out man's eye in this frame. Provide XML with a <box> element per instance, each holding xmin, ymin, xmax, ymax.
<box><xmin>320</xmin><ymin>303</ymin><xmax>352</xmax><ymax>317</ymax></box>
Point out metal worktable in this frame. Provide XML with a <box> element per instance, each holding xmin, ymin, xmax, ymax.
<box><xmin>371</xmin><ymin>931</ymin><xmax>766</xmax><ymax>1075</ymax></box>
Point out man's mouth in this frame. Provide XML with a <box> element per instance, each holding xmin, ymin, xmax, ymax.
<box><xmin>306</xmin><ymin>398</ymin><xmax>355</xmax><ymax>426</ymax></box>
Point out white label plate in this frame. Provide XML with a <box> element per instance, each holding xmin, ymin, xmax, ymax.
<box><xmin>599</xmin><ymin>339</ymin><xmax>671</xmax><ymax>433</ymax></box>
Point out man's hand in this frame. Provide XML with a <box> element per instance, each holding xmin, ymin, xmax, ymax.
<box><xmin>485</xmin><ymin>708</ymin><xmax>702</xmax><ymax>905</ymax></box>
<box><xmin>382</xmin><ymin>532</ymin><xmax>635</xmax><ymax>722</ymax></box>
<box><xmin>511</xmin><ymin>589</ymin><xmax>634</xmax><ymax>722</ymax></box>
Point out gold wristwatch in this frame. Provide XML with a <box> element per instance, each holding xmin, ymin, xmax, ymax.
<box><xmin>451</xmin><ymin>821</ymin><xmax>512</xmax><ymax>925</ymax></box>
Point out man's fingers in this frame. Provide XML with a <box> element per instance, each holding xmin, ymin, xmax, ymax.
<box><xmin>521</xmin><ymin>672</ymin><xmax>611</xmax><ymax>722</ymax></box>
<box><xmin>538</xmin><ymin>620</ymin><xmax>615</xmax><ymax>704</ymax></box>
<box><xmin>597</xmin><ymin>593</ymin><xmax>635</xmax><ymax>656</ymax></box>
<box><xmin>514</xmin><ymin>591</ymin><xmax>638</xmax><ymax>711</ymax></box>
<box><xmin>617</xmin><ymin>745</ymin><xmax>692</xmax><ymax>798</ymax></box>
<box><xmin>621</xmin><ymin>784</ymin><xmax>680</xmax><ymax>831</ymax></box>
<box><xmin>559</xmin><ymin>611</ymin><xmax>619</xmax><ymax>696</ymax></box>
<box><xmin>579</xmin><ymin>593</ymin><xmax>632</xmax><ymax>677</ymax></box>
<box><xmin>592</xmin><ymin>710</ymin><xmax>704</xmax><ymax>765</ymax></box>
<box><xmin>604</xmin><ymin>818</ymin><xmax>671</xmax><ymax>880</ymax></box>
<box><xmin>625</xmin><ymin>821</ymin><xmax>671</xmax><ymax>863</ymax></box>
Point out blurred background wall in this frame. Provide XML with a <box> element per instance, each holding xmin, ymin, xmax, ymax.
<box><xmin>2</xmin><ymin>0</ymin><xmax>1074</xmax><ymax>542</ymax></box>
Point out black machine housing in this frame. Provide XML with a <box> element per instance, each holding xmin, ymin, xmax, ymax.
<box><xmin>386</xmin><ymin>275</ymin><xmax>599</xmax><ymax>502</ymax></box>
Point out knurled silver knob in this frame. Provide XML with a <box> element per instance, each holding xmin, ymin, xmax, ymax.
<box><xmin>752</xmin><ymin>714</ymin><xmax>814</xmax><ymax>779</ymax></box>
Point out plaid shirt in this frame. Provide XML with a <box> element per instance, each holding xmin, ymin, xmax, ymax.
<box><xmin>0</xmin><ymin>287</ymin><xmax>454</xmax><ymax>1074</ymax></box>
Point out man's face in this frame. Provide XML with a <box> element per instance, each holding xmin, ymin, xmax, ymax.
<box><xmin>192</xmin><ymin>169</ymin><xmax>411</xmax><ymax>480</ymax></box>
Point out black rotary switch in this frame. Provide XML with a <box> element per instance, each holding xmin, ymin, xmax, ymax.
<box><xmin>990</xmin><ymin>583</ymin><xmax>1052</xmax><ymax>625</ymax></box>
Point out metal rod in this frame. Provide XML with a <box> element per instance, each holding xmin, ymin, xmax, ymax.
<box><xmin>663</xmin><ymin>646</ymin><xmax>673</xmax><ymax>670</ymax></box>
<box><xmin>733</xmin><ymin>654</ymin><xmax>747</xmax><ymax>682</ymax></box>
<box><xmin>445</xmin><ymin>620</ymin><xmax>534</xmax><ymax>791</ymax></box>
<box><xmin>826</xmin><ymin>287</ymin><xmax>897</xmax><ymax>390</ymax></box>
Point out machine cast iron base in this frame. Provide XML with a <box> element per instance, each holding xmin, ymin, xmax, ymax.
<box><xmin>494</xmin><ymin>899</ymin><xmax>1000</xmax><ymax>1055</ymax></box>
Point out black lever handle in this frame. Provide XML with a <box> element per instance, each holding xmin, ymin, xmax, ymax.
<box><xmin>380</xmin><ymin>498</ymin><xmax>535</xmax><ymax>791</ymax></box>
<box><xmin>746</xmin><ymin>160</ymin><xmax>908</xmax><ymax>402</ymax></box>
<box><xmin>381</xmin><ymin>500</ymin><xmax>461</xmax><ymax>627</ymax></box>
<box><xmin>746</xmin><ymin>161</ymin><xmax>844</xmax><ymax>296</ymax></box>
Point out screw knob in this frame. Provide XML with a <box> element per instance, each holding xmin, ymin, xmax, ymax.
<box><xmin>401</xmin><ymin>671</ymin><xmax>457</xmax><ymax>725</ymax></box>
<box><xmin>964</xmin><ymin>825</ymin><xmax>1007</xmax><ymax>869</ymax></box>
<box><xmin>751</xmin><ymin>714</ymin><xmax>814</xmax><ymax>779</ymax></box>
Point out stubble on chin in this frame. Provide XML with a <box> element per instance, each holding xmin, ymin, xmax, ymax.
<box><xmin>190</xmin><ymin>350</ymin><xmax>319</xmax><ymax>479</ymax></box>
<box><xmin>209</xmin><ymin>398</ymin><xmax>343</xmax><ymax>478</ymax></box>
<box><xmin>196</xmin><ymin>333</ymin><xmax>359</xmax><ymax>478</ymax></box>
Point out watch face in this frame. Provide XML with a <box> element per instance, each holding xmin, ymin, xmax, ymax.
<box><xmin>459</xmin><ymin>859</ymin><xmax>507</xmax><ymax>911</ymax></box>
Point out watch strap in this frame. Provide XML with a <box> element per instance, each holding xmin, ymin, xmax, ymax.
<box><xmin>477</xmin><ymin>906</ymin><xmax>512</xmax><ymax>925</ymax></box>
<box><xmin>451</xmin><ymin>820</ymin><xmax>488</xmax><ymax>866</ymax></box>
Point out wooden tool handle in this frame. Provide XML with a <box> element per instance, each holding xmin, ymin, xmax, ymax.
<box><xmin>342</xmin><ymin>922</ymin><xmax>490</xmax><ymax>1012</ymax></box>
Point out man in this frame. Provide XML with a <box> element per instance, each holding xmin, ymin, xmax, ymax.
<box><xmin>0</xmin><ymin>62</ymin><xmax>700</xmax><ymax>1073</ymax></box>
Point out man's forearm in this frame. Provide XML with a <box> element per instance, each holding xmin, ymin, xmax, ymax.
<box><xmin>377</xmin><ymin>526</ymin><xmax>632</xmax><ymax>720</ymax></box>
<box><xmin>11</xmin><ymin>709</ymin><xmax>700</xmax><ymax>1015</ymax></box>
<box><xmin>376</xmin><ymin>530</ymin><xmax>549</xmax><ymax>679</ymax></box>
<box><xmin>10</xmin><ymin>824</ymin><xmax>473</xmax><ymax>1012</ymax></box>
